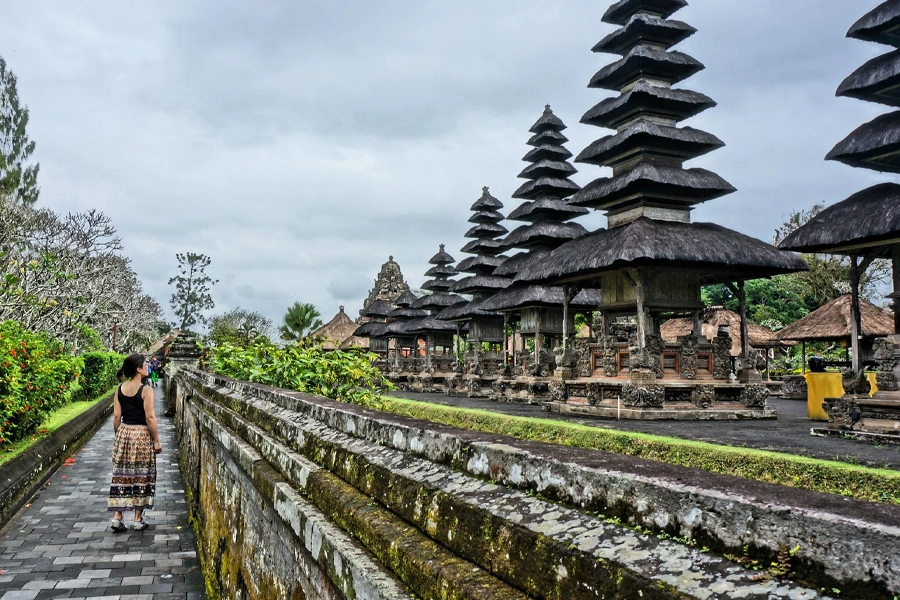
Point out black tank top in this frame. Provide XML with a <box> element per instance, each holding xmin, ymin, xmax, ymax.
<box><xmin>118</xmin><ymin>384</ymin><xmax>148</xmax><ymax>426</ymax></box>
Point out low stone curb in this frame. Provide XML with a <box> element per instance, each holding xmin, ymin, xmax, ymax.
<box><xmin>0</xmin><ymin>393</ymin><xmax>113</xmax><ymax>529</ymax></box>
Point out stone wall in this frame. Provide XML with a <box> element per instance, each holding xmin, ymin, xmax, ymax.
<box><xmin>172</xmin><ymin>369</ymin><xmax>900</xmax><ymax>600</ymax></box>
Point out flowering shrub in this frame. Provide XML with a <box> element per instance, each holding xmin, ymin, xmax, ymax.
<box><xmin>208</xmin><ymin>340</ymin><xmax>393</xmax><ymax>404</ymax></box>
<box><xmin>80</xmin><ymin>351</ymin><xmax>124</xmax><ymax>399</ymax></box>
<box><xmin>0</xmin><ymin>320</ymin><xmax>84</xmax><ymax>445</ymax></box>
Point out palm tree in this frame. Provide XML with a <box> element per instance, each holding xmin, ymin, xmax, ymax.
<box><xmin>279</xmin><ymin>302</ymin><xmax>323</xmax><ymax>343</ymax></box>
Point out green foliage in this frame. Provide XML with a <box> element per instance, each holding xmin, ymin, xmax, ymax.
<box><xmin>0</xmin><ymin>56</ymin><xmax>39</xmax><ymax>206</ymax></box>
<box><xmin>702</xmin><ymin>276</ymin><xmax>811</xmax><ymax>331</ymax></box>
<box><xmin>79</xmin><ymin>350</ymin><xmax>123</xmax><ymax>399</ymax></box>
<box><xmin>361</xmin><ymin>395</ymin><xmax>900</xmax><ymax>505</ymax></box>
<box><xmin>279</xmin><ymin>301</ymin><xmax>323</xmax><ymax>342</ymax></box>
<box><xmin>169</xmin><ymin>252</ymin><xmax>217</xmax><ymax>331</ymax></box>
<box><xmin>208</xmin><ymin>339</ymin><xmax>393</xmax><ymax>404</ymax></box>
<box><xmin>0</xmin><ymin>320</ymin><xmax>82</xmax><ymax>445</ymax></box>
<box><xmin>208</xmin><ymin>307</ymin><xmax>273</xmax><ymax>348</ymax></box>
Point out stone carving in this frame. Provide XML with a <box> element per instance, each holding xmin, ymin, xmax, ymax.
<box><xmin>712</xmin><ymin>336</ymin><xmax>733</xmax><ymax>380</ymax></box>
<box><xmin>596</xmin><ymin>335</ymin><xmax>620</xmax><ymax>377</ymax></box>
<box><xmin>572</xmin><ymin>338</ymin><xmax>592</xmax><ymax>378</ymax></box>
<box><xmin>622</xmin><ymin>382</ymin><xmax>665</xmax><ymax>408</ymax></box>
<box><xmin>876</xmin><ymin>371</ymin><xmax>898</xmax><ymax>392</ymax></box>
<box><xmin>645</xmin><ymin>335</ymin><xmax>664</xmax><ymax>378</ymax></box>
<box><xmin>586</xmin><ymin>382</ymin><xmax>602</xmax><ymax>405</ymax></box>
<box><xmin>679</xmin><ymin>335</ymin><xmax>699</xmax><ymax>380</ymax></box>
<box><xmin>691</xmin><ymin>385</ymin><xmax>715</xmax><ymax>409</ymax></box>
<box><xmin>739</xmin><ymin>385</ymin><xmax>770</xmax><ymax>409</ymax></box>
<box><xmin>823</xmin><ymin>396</ymin><xmax>858</xmax><ymax>429</ymax></box>
<box><xmin>549</xmin><ymin>380</ymin><xmax>566</xmax><ymax>402</ymax></box>
<box><xmin>842</xmin><ymin>369</ymin><xmax>871</xmax><ymax>396</ymax></box>
<box><xmin>470</xmin><ymin>379</ymin><xmax>481</xmax><ymax>394</ymax></box>
<box><xmin>361</xmin><ymin>256</ymin><xmax>411</xmax><ymax>314</ymax></box>
<box><xmin>873</xmin><ymin>337</ymin><xmax>896</xmax><ymax>364</ymax></box>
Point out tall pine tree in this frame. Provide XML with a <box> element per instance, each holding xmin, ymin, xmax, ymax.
<box><xmin>168</xmin><ymin>252</ymin><xmax>217</xmax><ymax>331</ymax></box>
<box><xmin>0</xmin><ymin>56</ymin><xmax>39</xmax><ymax>206</ymax></box>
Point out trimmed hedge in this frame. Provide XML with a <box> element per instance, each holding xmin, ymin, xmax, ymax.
<box><xmin>80</xmin><ymin>351</ymin><xmax>123</xmax><ymax>400</ymax></box>
<box><xmin>362</xmin><ymin>395</ymin><xmax>900</xmax><ymax>505</ymax></box>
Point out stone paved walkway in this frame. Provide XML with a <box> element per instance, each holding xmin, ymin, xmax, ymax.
<box><xmin>0</xmin><ymin>386</ymin><xmax>205</xmax><ymax>599</ymax></box>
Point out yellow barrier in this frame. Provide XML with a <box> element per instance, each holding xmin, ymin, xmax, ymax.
<box><xmin>804</xmin><ymin>372</ymin><xmax>879</xmax><ymax>420</ymax></box>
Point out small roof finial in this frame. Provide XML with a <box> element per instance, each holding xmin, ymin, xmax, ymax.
<box><xmin>544</xmin><ymin>104</ymin><xmax>552</xmax><ymax>113</ymax></box>
<box><xmin>339</xmin><ymin>305</ymin><xmax>345</xmax><ymax>312</ymax></box>
<box><xmin>389</xmin><ymin>255</ymin><xmax>394</xmax><ymax>261</ymax></box>
<box><xmin>439</xmin><ymin>243</ymin><xmax>445</xmax><ymax>251</ymax></box>
<box><xmin>482</xmin><ymin>186</ymin><xmax>490</xmax><ymax>194</ymax></box>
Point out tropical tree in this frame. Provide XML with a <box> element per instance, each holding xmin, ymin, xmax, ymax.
<box><xmin>208</xmin><ymin>307</ymin><xmax>273</xmax><ymax>347</ymax></box>
<box><xmin>0</xmin><ymin>56</ymin><xmax>39</xmax><ymax>206</ymax></box>
<box><xmin>279</xmin><ymin>302</ymin><xmax>323</xmax><ymax>343</ymax></box>
<box><xmin>168</xmin><ymin>252</ymin><xmax>217</xmax><ymax>331</ymax></box>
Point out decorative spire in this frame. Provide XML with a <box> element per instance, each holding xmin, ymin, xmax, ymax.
<box><xmin>451</xmin><ymin>187</ymin><xmax>510</xmax><ymax>296</ymax></box>
<box><xmin>410</xmin><ymin>244</ymin><xmax>464</xmax><ymax>312</ymax></box>
<box><xmin>571</xmin><ymin>0</ymin><xmax>734</xmax><ymax>229</ymax></box>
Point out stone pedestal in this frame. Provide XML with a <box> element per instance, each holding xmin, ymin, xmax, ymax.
<box><xmin>162</xmin><ymin>335</ymin><xmax>202</xmax><ymax>416</ymax></box>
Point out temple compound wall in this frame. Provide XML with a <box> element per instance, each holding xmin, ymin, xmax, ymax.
<box><xmin>171</xmin><ymin>369</ymin><xmax>899</xmax><ymax>599</ymax></box>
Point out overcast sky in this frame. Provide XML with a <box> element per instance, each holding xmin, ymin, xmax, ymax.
<box><xmin>0</xmin><ymin>1</ymin><xmax>892</xmax><ymax>328</ymax></box>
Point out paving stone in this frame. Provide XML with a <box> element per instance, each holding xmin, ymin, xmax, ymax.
<box><xmin>0</xmin><ymin>388</ymin><xmax>204</xmax><ymax>599</ymax></box>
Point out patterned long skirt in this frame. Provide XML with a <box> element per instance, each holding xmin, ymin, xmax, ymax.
<box><xmin>107</xmin><ymin>424</ymin><xmax>156</xmax><ymax>512</ymax></box>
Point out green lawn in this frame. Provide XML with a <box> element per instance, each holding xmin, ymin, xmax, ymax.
<box><xmin>363</xmin><ymin>395</ymin><xmax>900</xmax><ymax>505</ymax></box>
<box><xmin>0</xmin><ymin>388</ymin><xmax>114</xmax><ymax>467</ymax></box>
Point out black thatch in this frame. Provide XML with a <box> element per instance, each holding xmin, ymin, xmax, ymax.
<box><xmin>506</xmin><ymin>198</ymin><xmax>589</xmax><ymax>222</ymax></box>
<box><xmin>602</xmin><ymin>0</ymin><xmax>688</xmax><ymax>26</ymax></box>
<box><xmin>777</xmin><ymin>182</ymin><xmax>900</xmax><ymax>254</ymax></box>
<box><xmin>468</xmin><ymin>209</ymin><xmax>505</xmax><ymax>224</ymax></box>
<box><xmin>450</xmin><ymin>274</ymin><xmax>510</xmax><ymax>294</ymax></box>
<box><xmin>410</xmin><ymin>292</ymin><xmax>466</xmax><ymax>310</ymax></box>
<box><xmin>400</xmin><ymin>315</ymin><xmax>458</xmax><ymax>335</ymax></box>
<box><xmin>361</xmin><ymin>299</ymin><xmax>393</xmax><ymax>318</ymax></box>
<box><xmin>493</xmin><ymin>249</ymin><xmax>550</xmax><ymax>278</ymax></box>
<box><xmin>421</xmin><ymin>279</ymin><xmax>453</xmax><ymax>292</ymax></box>
<box><xmin>594</xmin><ymin>14</ymin><xmax>695</xmax><ymax>55</ymax></box>
<box><xmin>837</xmin><ymin>49</ymin><xmax>900</xmax><ymax>107</ymax></box>
<box><xmin>512</xmin><ymin>177</ymin><xmax>581</xmax><ymax>200</ymax></box>
<box><xmin>503</xmin><ymin>222</ymin><xmax>589</xmax><ymax>250</ymax></box>
<box><xmin>570</xmin><ymin>162</ymin><xmax>735</xmax><ymax>209</ymax></box>
<box><xmin>387</xmin><ymin>306</ymin><xmax>428</xmax><ymax>319</ymax></box>
<box><xmin>471</xmin><ymin>186</ymin><xmax>503</xmax><ymax>211</ymax></box>
<box><xmin>516</xmin><ymin>217</ymin><xmax>809</xmax><ymax>286</ymax></box>
<box><xmin>529</xmin><ymin>105</ymin><xmax>567</xmax><ymax>133</ymax></box>
<box><xmin>848</xmin><ymin>1</ymin><xmax>900</xmax><ymax>47</ymax></box>
<box><xmin>394</xmin><ymin>290</ymin><xmax>419</xmax><ymax>307</ymax></box>
<box><xmin>428</xmin><ymin>244</ymin><xmax>455</xmax><ymax>265</ymax></box>
<box><xmin>528</xmin><ymin>129</ymin><xmax>569</xmax><ymax>147</ymax></box>
<box><xmin>457</xmin><ymin>254</ymin><xmax>506</xmax><ymax>273</ymax></box>
<box><xmin>589</xmin><ymin>45</ymin><xmax>703</xmax><ymax>91</ymax></box>
<box><xmin>437</xmin><ymin>299</ymin><xmax>502</xmax><ymax>322</ymax></box>
<box><xmin>582</xmin><ymin>81</ymin><xmax>715</xmax><ymax>130</ymax></box>
<box><xmin>461</xmin><ymin>238</ymin><xmax>503</xmax><ymax>254</ymax></box>
<box><xmin>576</xmin><ymin>120</ymin><xmax>724</xmax><ymax>168</ymax></box>
<box><xmin>465</xmin><ymin>222</ymin><xmax>508</xmax><ymax>238</ymax></box>
<box><xmin>826</xmin><ymin>110</ymin><xmax>900</xmax><ymax>174</ymax></box>
<box><xmin>522</xmin><ymin>144</ymin><xmax>573</xmax><ymax>163</ymax></box>
<box><xmin>479</xmin><ymin>284</ymin><xmax>602</xmax><ymax>312</ymax></box>
<box><xmin>518</xmin><ymin>159</ymin><xmax>578</xmax><ymax>180</ymax></box>
<box><xmin>352</xmin><ymin>321</ymin><xmax>388</xmax><ymax>338</ymax></box>
<box><xmin>424</xmin><ymin>264</ymin><xmax>458</xmax><ymax>278</ymax></box>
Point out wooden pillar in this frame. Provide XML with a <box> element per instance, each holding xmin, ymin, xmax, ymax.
<box><xmin>503</xmin><ymin>313</ymin><xmax>510</xmax><ymax>367</ymax></box>
<box><xmin>738</xmin><ymin>280</ymin><xmax>750</xmax><ymax>361</ymax></box>
<box><xmin>455</xmin><ymin>323</ymin><xmax>462</xmax><ymax>368</ymax></box>
<box><xmin>893</xmin><ymin>246</ymin><xmax>900</xmax><ymax>334</ymax></box>
<box><xmin>562</xmin><ymin>286</ymin><xmax>570</xmax><ymax>350</ymax></box>
<box><xmin>693</xmin><ymin>310</ymin><xmax>702</xmax><ymax>337</ymax></box>
<box><xmin>633</xmin><ymin>270</ymin><xmax>647</xmax><ymax>350</ymax></box>
<box><xmin>802</xmin><ymin>341</ymin><xmax>807</xmax><ymax>375</ymax></box>
<box><xmin>850</xmin><ymin>254</ymin><xmax>862</xmax><ymax>372</ymax></box>
<box><xmin>425</xmin><ymin>335</ymin><xmax>433</xmax><ymax>371</ymax></box>
<box><xmin>534</xmin><ymin>309</ymin><xmax>543</xmax><ymax>369</ymax></box>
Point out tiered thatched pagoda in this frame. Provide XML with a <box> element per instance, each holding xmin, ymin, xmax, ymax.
<box><xmin>438</xmin><ymin>188</ymin><xmax>511</xmax><ymax>395</ymax></box>
<box><xmin>517</xmin><ymin>0</ymin><xmax>807</xmax><ymax>418</ymax></box>
<box><xmin>480</xmin><ymin>106</ymin><xmax>601</xmax><ymax>403</ymax></box>
<box><xmin>383</xmin><ymin>290</ymin><xmax>427</xmax><ymax>380</ymax></box>
<box><xmin>778</xmin><ymin>2</ymin><xmax>900</xmax><ymax>436</ymax></box>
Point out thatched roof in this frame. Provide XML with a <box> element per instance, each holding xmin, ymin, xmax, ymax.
<box><xmin>775</xmin><ymin>294</ymin><xmax>894</xmax><ymax>341</ymax></box>
<box><xmin>570</xmin><ymin>162</ymin><xmax>735</xmax><ymax>210</ymax></box>
<box><xmin>493</xmin><ymin>249</ymin><xmax>550</xmax><ymax>278</ymax></box>
<box><xmin>777</xmin><ymin>182</ymin><xmax>900</xmax><ymax>256</ymax></box>
<box><xmin>437</xmin><ymin>298</ymin><xmax>502</xmax><ymax>322</ymax></box>
<box><xmin>479</xmin><ymin>284</ymin><xmax>602</xmax><ymax>312</ymax></box>
<box><xmin>602</xmin><ymin>0</ymin><xmax>687</xmax><ymax>26</ymax></box>
<box><xmin>428</xmin><ymin>244</ymin><xmax>455</xmax><ymax>265</ymax></box>
<box><xmin>590</xmin><ymin>45</ymin><xmax>703</xmax><ymax>91</ymax></box>
<box><xmin>516</xmin><ymin>217</ymin><xmax>809</xmax><ymax>286</ymax></box>
<box><xmin>410</xmin><ymin>291</ymin><xmax>466</xmax><ymax>311</ymax></box>
<box><xmin>470</xmin><ymin>186</ymin><xmax>503</xmax><ymax>211</ymax></box>
<box><xmin>512</xmin><ymin>177</ymin><xmax>581</xmax><ymax>200</ymax></box>
<box><xmin>660</xmin><ymin>307</ymin><xmax>793</xmax><ymax>355</ymax></box>
<box><xmin>826</xmin><ymin>110</ymin><xmax>900</xmax><ymax>174</ymax></box>
<box><xmin>387</xmin><ymin>306</ymin><xmax>428</xmax><ymax>319</ymax></box>
<box><xmin>460</xmin><ymin>238</ymin><xmax>503</xmax><ymax>255</ymax></box>
<box><xmin>528</xmin><ymin>129</ymin><xmax>568</xmax><ymax>148</ymax></box>
<box><xmin>848</xmin><ymin>1</ymin><xmax>900</xmax><ymax>47</ymax></box>
<box><xmin>581</xmin><ymin>81</ymin><xmax>715</xmax><ymax>130</ymax></box>
<box><xmin>310</xmin><ymin>307</ymin><xmax>361</xmax><ymax>350</ymax></box>
<box><xmin>523</xmin><ymin>144</ymin><xmax>573</xmax><ymax>163</ymax></box>
<box><xmin>837</xmin><ymin>49</ymin><xmax>900</xmax><ymax>107</ymax></box>
<box><xmin>450</xmin><ymin>274</ymin><xmax>510</xmax><ymax>294</ymax></box>
<box><xmin>352</xmin><ymin>320</ymin><xmax>388</xmax><ymax>338</ymax></box>
<box><xmin>465</xmin><ymin>222</ymin><xmax>508</xmax><ymax>238</ymax></box>
<box><xmin>506</xmin><ymin>198</ymin><xmax>588</xmax><ymax>222</ymax></box>
<box><xmin>469</xmin><ymin>209</ymin><xmax>505</xmax><ymax>224</ymax></box>
<box><xmin>530</xmin><ymin>104</ymin><xmax>567</xmax><ymax>133</ymax></box>
<box><xmin>594</xmin><ymin>14</ymin><xmax>695</xmax><ymax>55</ymax></box>
<box><xmin>518</xmin><ymin>159</ymin><xmax>578</xmax><ymax>180</ymax></box>
<box><xmin>456</xmin><ymin>254</ymin><xmax>506</xmax><ymax>273</ymax></box>
<box><xmin>503</xmin><ymin>221</ymin><xmax>589</xmax><ymax>250</ymax></box>
<box><xmin>394</xmin><ymin>290</ymin><xmax>419</xmax><ymax>307</ymax></box>
<box><xmin>576</xmin><ymin>120</ymin><xmax>724</xmax><ymax>168</ymax></box>
<box><xmin>361</xmin><ymin>299</ymin><xmax>393</xmax><ymax>318</ymax></box>
<box><xmin>399</xmin><ymin>315</ymin><xmax>458</xmax><ymax>335</ymax></box>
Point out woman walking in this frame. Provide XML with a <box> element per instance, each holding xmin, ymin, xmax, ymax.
<box><xmin>108</xmin><ymin>354</ymin><xmax>162</xmax><ymax>532</ymax></box>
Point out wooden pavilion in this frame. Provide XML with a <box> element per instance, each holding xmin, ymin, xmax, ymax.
<box><xmin>515</xmin><ymin>0</ymin><xmax>808</xmax><ymax>419</ymax></box>
<box><xmin>310</xmin><ymin>306</ymin><xmax>366</xmax><ymax>350</ymax></box>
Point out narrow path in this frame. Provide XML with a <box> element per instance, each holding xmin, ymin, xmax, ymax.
<box><xmin>0</xmin><ymin>386</ymin><xmax>205</xmax><ymax>599</ymax></box>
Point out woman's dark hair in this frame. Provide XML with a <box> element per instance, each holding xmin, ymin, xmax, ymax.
<box><xmin>117</xmin><ymin>353</ymin><xmax>146</xmax><ymax>380</ymax></box>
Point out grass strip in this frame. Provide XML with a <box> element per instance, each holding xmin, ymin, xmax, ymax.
<box><xmin>361</xmin><ymin>395</ymin><xmax>900</xmax><ymax>505</ymax></box>
<box><xmin>0</xmin><ymin>387</ymin><xmax>115</xmax><ymax>467</ymax></box>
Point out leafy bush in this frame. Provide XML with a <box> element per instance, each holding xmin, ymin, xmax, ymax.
<box><xmin>0</xmin><ymin>320</ymin><xmax>83</xmax><ymax>445</ymax></box>
<box><xmin>208</xmin><ymin>339</ymin><xmax>393</xmax><ymax>404</ymax></box>
<box><xmin>80</xmin><ymin>351</ymin><xmax>124</xmax><ymax>399</ymax></box>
